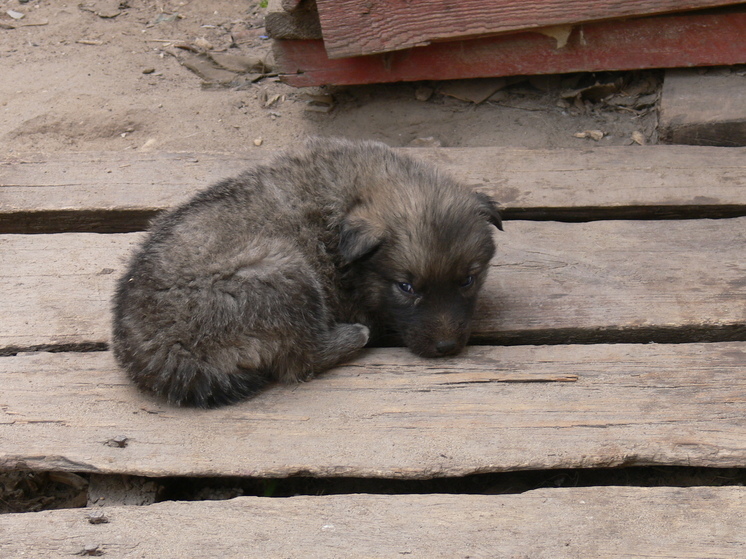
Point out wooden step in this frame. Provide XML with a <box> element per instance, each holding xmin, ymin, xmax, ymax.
<box><xmin>660</xmin><ymin>68</ymin><xmax>746</xmax><ymax>147</ymax></box>
<box><xmin>2</xmin><ymin>146</ymin><xmax>746</xmax><ymax>233</ymax></box>
<box><xmin>2</xmin><ymin>342</ymin><xmax>744</xmax><ymax>477</ymax></box>
<box><xmin>1</xmin><ymin>487</ymin><xmax>744</xmax><ymax>557</ymax></box>
<box><xmin>2</xmin><ymin>216</ymin><xmax>744</xmax><ymax>353</ymax></box>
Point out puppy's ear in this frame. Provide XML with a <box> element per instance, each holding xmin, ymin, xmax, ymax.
<box><xmin>474</xmin><ymin>191</ymin><xmax>504</xmax><ymax>231</ymax></box>
<box><xmin>339</xmin><ymin>214</ymin><xmax>386</xmax><ymax>263</ymax></box>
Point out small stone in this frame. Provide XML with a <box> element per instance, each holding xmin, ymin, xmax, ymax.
<box><xmin>414</xmin><ymin>85</ymin><xmax>434</xmax><ymax>101</ymax></box>
<box><xmin>194</xmin><ymin>37</ymin><xmax>213</xmax><ymax>51</ymax></box>
<box><xmin>302</xmin><ymin>93</ymin><xmax>334</xmax><ymax>106</ymax></box>
<box><xmin>104</xmin><ymin>435</ymin><xmax>128</xmax><ymax>448</ymax></box>
<box><xmin>253</xmin><ymin>138</ymin><xmax>263</xmax><ymax>146</ymax></box>
<box><xmin>87</xmin><ymin>510</ymin><xmax>110</xmax><ymax>525</ymax></box>
<box><xmin>142</xmin><ymin>68</ymin><xmax>156</xmax><ymax>74</ymax></box>
<box><xmin>304</xmin><ymin>104</ymin><xmax>333</xmax><ymax>113</ymax></box>
<box><xmin>79</xmin><ymin>543</ymin><xmax>103</xmax><ymax>556</ymax></box>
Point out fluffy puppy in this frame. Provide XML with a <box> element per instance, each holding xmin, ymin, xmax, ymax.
<box><xmin>112</xmin><ymin>138</ymin><xmax>502</xmax><ymax>407</ymax></box>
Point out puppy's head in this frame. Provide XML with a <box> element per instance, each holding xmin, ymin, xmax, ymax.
<box><xmin>340</xmin><ymin>183</ymin><xmax>502</xmax><ymax>358</ymax></box>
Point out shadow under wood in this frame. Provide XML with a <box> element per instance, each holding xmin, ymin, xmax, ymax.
<box><xmin>0</xmin><ymin>210</ymin><xmax>160</xmax><ymax>234</ymax></box>
<box><xmin>2</xmin><ymin>325</ymin><xmax>744</xmax><ymax>357</ymax></box>
<box><xmin>2</xmin><ymin>205</ymin><xmax>746</xmax><ymax>234</ymax></box>
<box><xmin>3</xmin><ymin>467</ymin><xmax>745</xmax><ymax>513</ymax></box>
<box><xmin>470</xmin><ymin>324</ymin><xmax>746</xmax><ymax>346</ymax></box>
<box><xmin>503</xmin><ymin>205</ymin><xmax>746</xmax><ymax>222</ymax></box>
<box><xmin>0</xmin><ymin>342</ymin><xmax>108</xmax><ymax>357</ymax></box>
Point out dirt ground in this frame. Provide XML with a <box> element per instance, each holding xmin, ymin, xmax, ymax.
<box><xmin>1</xmin><ymin>0</ymin><xmax>659</xmax><ymax>155</ymax></box>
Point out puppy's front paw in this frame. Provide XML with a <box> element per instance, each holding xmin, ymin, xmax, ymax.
<box><xmin>335</xmin><ymin>323</ymin><xmax>370</xmax><ymax>347</ymax></box>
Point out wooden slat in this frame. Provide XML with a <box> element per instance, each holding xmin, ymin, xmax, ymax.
<box><xmin>1</xmin><ymin>488</ymin><xmax>744</xmax><ymax>557</ymax></box>
<box><xmin>315</xmin><ymin>0</ymin><xmax>740</xmax><ymax>58</ymax></box>
<box><xmin>3</xmin><ymin>146</ymin><xmax>746</xmax><ymax>232</ymax></box>
<box><xmin>1</xmin><ymin>342</ymin><xmax>744</xmax><ymax>477</ymax></box>
<box><xmin>0</xmin><ymin>233</ymin><xmax>135</xmax><ymax>352</ymax></box>
<box><xmin>0</xmin><ymin>151</ymin><xmax>265</xmax><ymax>213</ymax></box>
<box><xmin>274</xmin><ymin>10</ymin><xmax>746</xmax><ymax>86</ymax></box>
<box><xmin>660</xmin><ymin>69</ymin><xmax>746</xmax><ymax>147</ymax></box>
<box><xmin>2</xmin><ymin>217</ymin><xmax>744</xmax><ymax>353</ymax></box>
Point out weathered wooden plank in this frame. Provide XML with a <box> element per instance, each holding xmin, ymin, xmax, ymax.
<box><xmin>660</xmin><ymin>68</ymin><xmax>746</xmax><ymax>147</ymax></box>
<box><xmin>2</xmin><ymin>217</ymin><xmax>744</xmax><ymax>353</ymax></box>
<box><xmin>274</xmin><ymin>11</ymin><xmax>746</xmax><ymax>85</ymax></box>
<box><xmin>1</xmin><ymin>488</ymin><xmax>744</xmax><ymax>558</ymax></box>
<box><xmin>0</xmin><ymin>151</ymin><xmax>263</xmax><ymax>212</ymax></box>
<box><xmin>315</xmin><ymin>0</ymin><xmax>741</xmax><ymax>58</ymax></box>
<box><xmin>0</xmin><ymin>233</ymin><xmax>134</xmax><ymax>352</ymax></box>
<box><xmin>3</xmin><ymin>146</ymin><xmax>746</xmax><ymax>233</ymax></box>
<box><xmin>1</xmin><ymin>342</ymin><xmax>744</xmax><ymax>477</ymax></box>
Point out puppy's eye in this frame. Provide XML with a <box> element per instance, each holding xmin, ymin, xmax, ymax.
<box><xmin>460</xmin><ymin>275</ymin><xmax>475</xmax><ymax>288</ymax></box>
<box><xmin>397</xmin><ymin>282</ymin><xmax>415</xmax><ymax>295</ymax></box>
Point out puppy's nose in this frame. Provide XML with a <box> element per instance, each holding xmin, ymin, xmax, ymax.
<box><xmin>435</xmin><ymin>340</ymin><xmax>458</xmax><ymax>355</ymax></box>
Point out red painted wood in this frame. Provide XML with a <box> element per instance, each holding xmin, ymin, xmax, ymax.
<box><xmin>274</xmin><ymin>10</ymin><xmax>746</xmax><ymax>87</ymax></box>
<box><xmin>315</xmin><ymin>0</ymin><xmax>743</xmax><ymax>58</ymax></box>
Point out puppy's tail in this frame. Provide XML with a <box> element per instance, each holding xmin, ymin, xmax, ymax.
<box><xmin>121</xmin><ymin>343</ymin><xmax>268</xmax><ymax>408</ymax></box>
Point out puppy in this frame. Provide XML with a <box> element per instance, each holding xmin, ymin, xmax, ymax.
<box><xmin>112</xmin><ymin>138</ymin><xmax>502</xmax><ymax>407</ymax></box>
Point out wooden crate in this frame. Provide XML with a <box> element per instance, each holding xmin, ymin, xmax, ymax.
<box><xmin>269</xmin><ymin>4</ymin><xmax>746</xmax><ymax>86</ymax></box>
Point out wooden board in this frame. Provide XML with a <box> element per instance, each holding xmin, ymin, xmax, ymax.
<box><xmin>0</xmin><ymin>233</ymin><xmax>134</xmax><ymax>353</ymax></box>
<box><xmin>2</xmin><ymin>217</ymin><xmax>745</xmax><ymax>353</ymax></box>
<box><xmin>660</xmin><ymin>68</ymin><xmax>746</xmax><ymax>147</ymax></box>
<box><xmin>3</xmin><ymin>146</ymin><xmax>746</xmax><ymax>233</ymax></box>
<box><xmin>1</xmin><ymin>488</ymin><xmax>744</xmax><ymax>557</ymax></box>
<box><xmin>314</xmin><ymin>0</ymin><xmax>741</xmax><ymax>58</ymax></box>
<box><xmin>6</xmin><ymin>218</ymin><xmax>746</xmax><ymax>351</ymax></box>
<box><xmin>274</xmin><ymin>10</ymin><xmax>746</xmax><ymax>86</ymax></box>
<box><xmin>1</xmin><ymin>342</ymin><xmax>745</xmax><ymax>477</ymax></box>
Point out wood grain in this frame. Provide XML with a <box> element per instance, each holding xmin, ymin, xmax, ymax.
<box><xmin>315</xmin><ymin>0</ymin><xmax>742</xmax><ymax>58</ymax></box>
<box><xmin>2</xmin><ymin>216</ymin><xmax>744</xmax><ymax>353</ymax></box>
<box><xmin>1</xmin><ymin>342</ymin><xmax>745</xmax><ymax>477</ymax></box>
<box><xmin>660</xmin><ymin>69</ymin><xmax>746</xmax><ymax>147</ymax></box>
<box><xmin>3</xmin><ymin>146</ymin><xmax>746</xmax><ymax>232</ymax></box>
<box><xmin>2</xmin><ymin>488</ymin><xmax>744</xmax><ymax>558</ymax></box>
<box><xmin>274</xmin><ymin>10</ymin><xmax>746</xmax><ymax>85</ymax></box>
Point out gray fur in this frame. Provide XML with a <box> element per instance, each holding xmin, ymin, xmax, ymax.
<box><xmin>112</xmin><ymin>138</ymin><xmax>502</xmax><ymax>407</ymax></box>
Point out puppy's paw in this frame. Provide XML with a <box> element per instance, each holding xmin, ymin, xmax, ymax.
<box><xmin>315</xmin><ymin>323</ymin><xmax>370</xmax><ymax>370</ymax></box>
<box><xmin>334</xmin><ymin>322</ymin><xmax>370</xmax><ymax>347</ymax></box>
